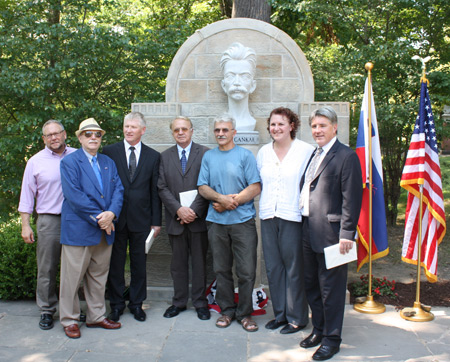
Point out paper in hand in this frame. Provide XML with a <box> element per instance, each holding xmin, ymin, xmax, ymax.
<box><xmin>145</xmin><ymin>229</ymin><xmax>156</xmax><ymax>254</ymax></box>
<box><xmin>179</xmin><ymin>190</ymin><xmax>198</xmax><ymax>207</ymax></box>
<box><xmin>324</xmin><ymin>242</ymin><xmax>357</xmax><ymax>269</ymax></box>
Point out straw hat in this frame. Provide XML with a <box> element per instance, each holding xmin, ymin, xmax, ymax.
<box><xmin>75</xmin><ymin>118</ymin><xmax>106</xmax><ymax>137</ymax></box>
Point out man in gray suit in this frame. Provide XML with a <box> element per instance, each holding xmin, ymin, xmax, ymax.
<box><xmin>157</xmin><ymin>116</ymin><xmax>210</xmax><ymax>320</ymax></box>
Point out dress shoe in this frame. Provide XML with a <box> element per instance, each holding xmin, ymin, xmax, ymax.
<box><xmin>86</xmin><ymin>318</ymin><xmax>121</xmax><ymax>329</ymax></box>
<box><xmin>163</xmin><ymin>305</ymin><xmax>186</xmax><ymax>318</ymax></box>
<box><xmin>312</xmin><ymin>345</ymin><xmax>340</xmax><ymax>361</ymax></box>
<box><xmin>300</xmin><ymin>333</ymin><xmax>323</xmax><ymax>348</ymax></box>
<box><xmin>79</xmin><ymin>312</ymin><xmax>86</xmax><ymax>323</ymax></box>
<box><xmin>196</xmin><ymin>307</ymin><xmax>211</xmax><ymax>320</ymax></box>
<box><xmin>265</xmin><ymin>319</ymin><xmax>288</xmax><ymax>330</ymax></box>
<box><xmin>129</xmin><ymin>306</ymin><xmax>146</xmax><ymax>322</ymax></box>
<box><xmin>108</xmin><ymin>309</ymin><xmax>123</xmax><ymax>322</ymax></box>
<box><xmin>64</xmin><ymin>324</ymin><xmax>80</xmax><ymax>339</ymax></box>
<box><xmin>39</xmin><ymin>313</ymin><xmax>54</xmax><ymax>330</ymax></box>
<box><xmin>280</xmin><ymin>323</ymin><xmax>306</xmax><ymax>334</ymax></box>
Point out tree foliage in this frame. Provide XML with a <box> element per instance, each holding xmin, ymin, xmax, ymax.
<box><xmin>0</xmin><ymin>0</ymin><xmax>223</xmax><ymax>221</ymax></box>
<box><xmin>270</xmin><ymin>0</ymin><xmax>450</xmax><ymax>224</ymax></box>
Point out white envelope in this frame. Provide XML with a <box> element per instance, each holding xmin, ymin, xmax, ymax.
<box><xmin>324</xmin><ymin>242</ymin><xmax>357</xmax><ymax>269</ymax></box>
<box><xmin>145</xmin><ymin>229</ymin><xmax>156</xmax><ymax>254</ymax></box>
<box><xmin>179</xmin><ymin>190</ymin><xmax>198</xmax><ymax>207</ymax></box>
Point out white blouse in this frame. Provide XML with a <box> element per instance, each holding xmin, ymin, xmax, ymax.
<box><xmin>257</xmin><ymin>138</ymin><xmax>314</xmax><ymax>222</ymax></box>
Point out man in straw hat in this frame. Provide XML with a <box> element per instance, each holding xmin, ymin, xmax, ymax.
<box><xmin>59</xmin><ymin>118</ymin><xmax>124</xmax><ymax>339</ymax></box>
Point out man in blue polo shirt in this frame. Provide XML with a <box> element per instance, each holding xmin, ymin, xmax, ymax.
<box><xmin>198</xmin><ymin>114</ymin><xmax>261</xmax><ymax>332</ymax></box>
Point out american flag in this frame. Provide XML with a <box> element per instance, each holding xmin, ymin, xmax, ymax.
<box><xmin>400</xmin><ymin>81</ymin><xmax>446</xmax><ymax>282</ymax></box>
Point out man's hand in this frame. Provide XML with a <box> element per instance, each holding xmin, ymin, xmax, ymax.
<box><xmin>218</xmin><ymin>194</ymin><xmax>239</xmax><ymax>210</ymax></box>
<box><xmin>96</xmin><ymin>211</ymin><xmax>115</xmax><ymax>230</ymax></box>
<box><xmin>151</xmin><ymin>226</ymin><xmax>161</xmax><ymax>238</ymax></box>
<box><xmin>104</xmin><ymin>222</ymin><xmax>115</xmax><ymax>235</ymax></box>
<box><xmin>21</xmin><ymin>224</ymin><xmax>35</xmax><ymax>244</ymax></box>
<box><xmin>212</xmin><ymin>202</ymin><xmax>226</xmax><ymax>213</ymax></box>
<box><xmin>339</xmin><ymin>239</ymin><xmax>354</xmax><ymax>255</ymax></box>
<box><xmin>176</xmin><ymin>207</ymin><xmax>196</xmax><ymax>224</ymax></box>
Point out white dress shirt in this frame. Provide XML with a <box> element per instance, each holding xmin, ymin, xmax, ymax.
<box><xmin>124</xmin><ymin>140</ymin><xmax>142</xmax><ymax>167</ymax></box>
<box><xmin>257</xmin><ymin>139</ymin><xmax>314</xmax><ymax>222</ymax></box>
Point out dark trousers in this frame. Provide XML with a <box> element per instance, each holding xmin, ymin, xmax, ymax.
<box><xmin>107</xmin><ymin>227</ymin><xmax>148</xmax><ymax>310</ymax></box>
<box><xmin>208</xmin><ymin>219</ymin><xmax>257</xmax><ymax>321</ymax></box>
<box><xmin>261</xmin><ymin>217</ymin><xmax>308</xmax><ymax>326</ymax></box>
<box><xmin>302</xmin><ymin>218</ymin><xmax>347</xmax><ymax>348</ymax></box>
<box><xmin>169</xmin><ymin>228</ymin><xmax>208</xmax><ymax>308</ymax></box>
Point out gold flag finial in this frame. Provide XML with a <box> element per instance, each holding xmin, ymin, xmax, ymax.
<box><xmin>412</xmin><ymin>56</ymin><xmax>431</xmax><ymax>84</ymax></box>
<box><xmin>365</xmin><ymin>62</ymin><xmax>374</xmax><ymax>72</ymax></box>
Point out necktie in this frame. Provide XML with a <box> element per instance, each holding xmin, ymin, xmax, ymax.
<box><xmin>299</xmin><ymin>147</ymin><xmax>323</xmax><ymax>213</ymax></box>
<box><xmin>91</xmin><ymin>156</ymin><xmax>103</xmax><ymax>193</ymax></box>
<box><xmin>305</xmin><ymin>147</ymin><xmax>323</xmax><ymax>184</ymax></box>
<box><xmin>129</xmin><ymin>146</ymin><xmax>136</xmax><ymax>180</ymax></box>
<box><xmin>181</xmin><ymin>149</ymin><xmax>187</xmax><ymax>174</ymax></box>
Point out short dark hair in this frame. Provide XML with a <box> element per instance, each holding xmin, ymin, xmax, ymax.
<box><xmin>267</xmin><ymin>107</ymin><xmax>299</xmax><ymax>139</ymax></box>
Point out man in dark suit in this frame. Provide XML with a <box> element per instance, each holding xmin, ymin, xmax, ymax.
<box><xmin>299</xmin><ymin>106</ymin><xmax>362</xmax><ymax>361</ymax></box>
<box><xmin>59</xmin><ymin>118</ymin><xmax>123</xmax><ymax>339</ymax></box>
<box><xmin>157</xmin><ymin>116</ymin><xmax>210</xmax><ymax>320</ymax></box>
<box><xmin>103</xmin><ymin>112</ymin><xmax>162</xmax><ymax>322</ymax></box>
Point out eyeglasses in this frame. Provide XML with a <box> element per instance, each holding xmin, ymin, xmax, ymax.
<box><xmin>43</xmin><ymin>130</ymin><xmax>64</xmax><ymax>139</ymax></box>
<box><xmin>83</xmin><ymin>131</ymin><xmax>102</xmax><ymax>138</ymax></box>
<box><xmin>173</xmin><ymin>127</ymin><xmax>192</xmax><ymax>134</ymax></box>
<box><xmin>214</xmin><ymin>128</ymin><xmax>234</xmax><ymax>134</ymax></box>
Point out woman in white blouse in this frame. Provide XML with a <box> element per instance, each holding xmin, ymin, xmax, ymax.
<box><xmin>257</xmin><ymin>107</ymin><xmax>314</xmax><ymax>334</ymax></box>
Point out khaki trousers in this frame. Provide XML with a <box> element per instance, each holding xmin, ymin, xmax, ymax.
<box><xmin>59</xmin><ymin>235</ymin><xmax>112</xmax><ymax>327</ymax></box>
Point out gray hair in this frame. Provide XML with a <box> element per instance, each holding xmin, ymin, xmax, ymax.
<box><xmin>42</xmin><ymin>120</ymin><xmax>64</xmax><ymax>135</ymax></box>
<box><xmin>124</xmin><ymin>112</ymin><xmax>146</xmax><ymax>128</ymax></box>
<box><xmin>309</xmin><ymin>106</ymin><xmax>338</xmax><ymax>126</ymax></box>
<box><xmin>169</xmin><ymin>116</ymin><xmax>193</xmax><ymax>130</ymax></box>
<box><xmin>220</xmin><ymin>42</ymin><xmax>256</xmax><ymax>77</ymax></box>
<box><xmin>214</xmin><ymin>114</ymin><xmax>236</xmax><ymax>130</ymax></box>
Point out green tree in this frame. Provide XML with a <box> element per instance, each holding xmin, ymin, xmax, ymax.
<box><xmin>0</xmin><ymin>0</ymin><xmax>223</xmax><ymax>221</ymax></box>
<box><xmin>270</xmin><ymin>0</ymin><xmax>450</xmax><ymax>224</ymax></box>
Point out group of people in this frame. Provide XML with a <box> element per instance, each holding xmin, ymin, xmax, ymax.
<box><xmin>19</xmin><ymin>104</ymin><xmax>362</xmax><ymax>361</ymax></box>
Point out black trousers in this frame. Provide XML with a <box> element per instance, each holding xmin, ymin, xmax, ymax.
<box><xmin>107</xmin><ymin>227</ymin><xmax>148</xmax><ymax>310</ymax></box>
<box><xmin>302</xmin><ymin>217</ymin><xmax>348</xmax><ymax>348</ymax></box>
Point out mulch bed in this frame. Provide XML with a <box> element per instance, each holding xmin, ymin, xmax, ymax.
<box><xmin>349</xmin><ymin>280</ymin><xmax>450</xmax><ymax>309</ymax></box>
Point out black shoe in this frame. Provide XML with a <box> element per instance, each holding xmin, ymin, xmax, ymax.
<box><xmin>280</xmin><ymin>323</ymin><xmax>306</xmax><ymax>334</ymax></box>
<box><xmin>312</xmin><ymin>345</ymin><xmax>340</xmax><ymax>361</ymax></box>
<box><xmin>80</xmin><ymin>312</ymin><xmax>86</xmax><ymax>322</ymax></box>
<box><xmin>108</xmin><ymin>309</ymin><xmax>123</xmax><ymax>322</ymax></box>
<box><xmin>39</xmin><ymin>313</ymin><xmax>54</xmax><ymax>330</ymax></box>
<box><xmin>163</xmin><ymin>305</ymin><xmax>186</xmax><ymax>318</ymax></box>
<box><xmin>129</xmin><ymin>306</ymin><xmax>146</xmax><ymax>322</ymax></box>
<box><xmin>300</xmin><ymin>333</ymin><xmax>323</xmax><ymax>348</ymax></box>
<box><xmin>196</xmin><ymin>307</ymin><xmax>211</xmax><ymax>320</ymax></box>
<box><xmin>265</xmin><ymin>319</ymin><xmax>288</xmax><ymax>330</ymax></box>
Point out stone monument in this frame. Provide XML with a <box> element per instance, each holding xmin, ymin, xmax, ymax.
<box><xmin>133</xmin><ymin>18</ymin><xmax>350</xmax><ymax>294</ymax></box>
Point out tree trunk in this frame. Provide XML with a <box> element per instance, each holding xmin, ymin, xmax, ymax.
<box><xmin>232</xmin><ymin>0</ymin><xmax>271</xmax><ymax>23</ymax></box>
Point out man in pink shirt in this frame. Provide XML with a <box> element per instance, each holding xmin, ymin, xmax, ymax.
<box><xmin>18</xmin><ymin>120</ymin><xmax>76</xmax><ymax>330</ymax></box>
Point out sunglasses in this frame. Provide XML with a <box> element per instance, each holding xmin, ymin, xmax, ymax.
<box><xmin>83</xmin><ymin>131</ymin><xmax>102</xmax><ymax>138</ymax></box>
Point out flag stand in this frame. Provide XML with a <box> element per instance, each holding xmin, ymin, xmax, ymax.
<box><xmin>354</xmin><ymin>62</ymin><xmax>385</xmax><ymax>314</ymax></box>
<box><xmin>400</xmin><ymin>65</ymin><xmax>434</xmax><ymax>322</ymax></box>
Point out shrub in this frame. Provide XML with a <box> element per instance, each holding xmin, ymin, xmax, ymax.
<box><xmin>0</xmin><ymin>217</ymin><xmax>37</xmax><ymax>300</ymax></box>
<box><xmin>349</xmin><ymin>274</ymin><xmax>398</xmax><ymax>300</ymax></box>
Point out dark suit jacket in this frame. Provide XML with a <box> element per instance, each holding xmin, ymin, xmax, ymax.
<box><xmin>103</xmin><ymin>141</ymin><xmax>161</xmax><ymax>232</ymax></box>
<box><xmin>157</xmin><ymin>142</ymin><xmax>209</xmax><ymax>236</ymax></box>
<box><xmin>60</xmin><ymin>149</ymin><xmax>124</xmax><ymax>246</ymax></box>
<box><xmin>300</xmin><ymin>140</ymin><xmax>362</xmax><ymax>253</ymax></box>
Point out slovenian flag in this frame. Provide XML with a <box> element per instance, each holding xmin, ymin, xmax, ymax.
<box><xmin>355</xmin><ymin>78</ymin><xmax>389</xmax><ymax>271</ymax></box>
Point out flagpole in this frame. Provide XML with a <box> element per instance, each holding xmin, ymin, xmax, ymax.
<box><xmin>354</xmin><ymin>62</ymin><xmax>385</xmax><ymax>314</ymax></box>
<box><xmin>400</xmin><ymin>61</ymin><xmax>434</xmax><ymax>322</ymax></box>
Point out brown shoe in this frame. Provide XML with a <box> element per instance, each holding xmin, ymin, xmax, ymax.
<box><xmin>86</xmin><ymin>318</ymin><xmax>121</xmax><ymax>329</ymax></box>
<box><xmin>64</xmin><ymin>324</ymin><xmax>80</xmax><ymax>339</ymax></box>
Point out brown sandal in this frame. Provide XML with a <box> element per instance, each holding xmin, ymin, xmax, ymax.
<box><xmin>239</xmin><ymin>316</ymin><xmax>258</xmax><ymax>332</ymax></box>
<box><xmin>215</xmin><ymin>315</ymin><xmax>232</xmax><ymax>328</ymax></box>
